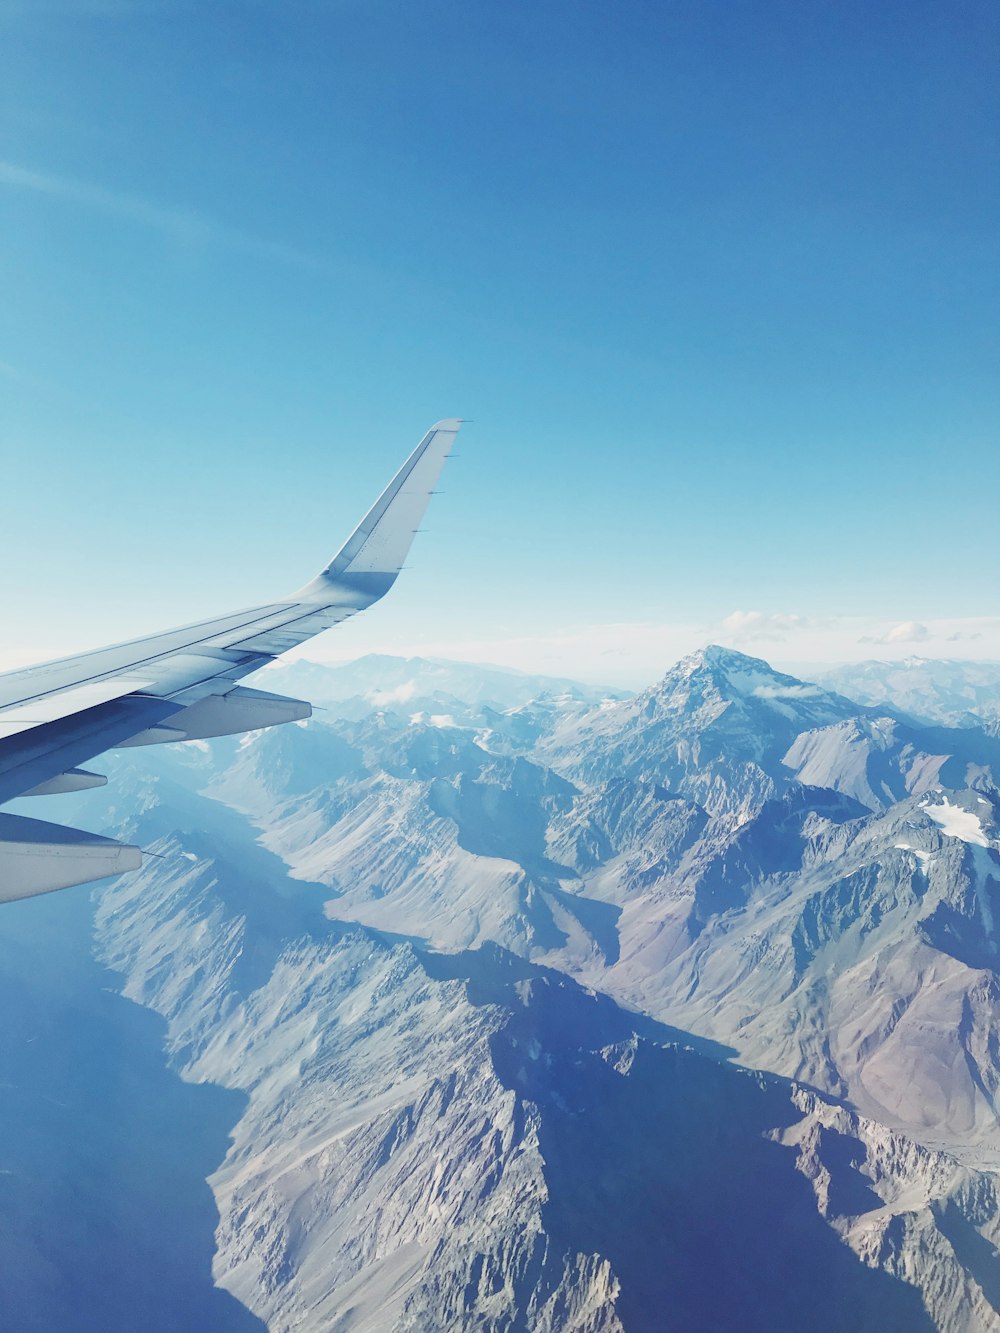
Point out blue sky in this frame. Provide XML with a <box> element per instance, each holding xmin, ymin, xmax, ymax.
<box><xmin>2</xmin><ymin>0</ymin><xmax>997</xmax><ymax>685</ymax></box>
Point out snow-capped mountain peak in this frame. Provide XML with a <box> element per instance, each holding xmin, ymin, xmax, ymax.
<box><xmin>663</xmin><ymin>645</ymin><xmax>850</xmax><ymax>716</ymax></box>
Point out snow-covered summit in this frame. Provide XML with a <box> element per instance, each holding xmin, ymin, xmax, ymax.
<box><xmin>661</xmin><ymin>645</ymin><xmax>853</xmax><ymax>719</ymax></box>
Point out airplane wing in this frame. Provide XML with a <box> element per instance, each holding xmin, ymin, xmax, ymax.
<box><xmin>0</xmin><ymin>418</ymin><xmax>463</xmax><ymax>902</ymax></box>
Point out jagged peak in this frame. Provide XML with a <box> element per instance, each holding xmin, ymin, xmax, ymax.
<box><xmin>680</xmin><ymin>644</ymin><xmax>781</xmax><ymax>674</ymax></box>
<box><xmin>657</xmin><ymin>645</ymin><xmax>816</xmax><ymax>696</ymax></box>
<box><xmin>634</xmin><ymin>646</ymin><xmax>860</xmax><ymax>729</ymax></box>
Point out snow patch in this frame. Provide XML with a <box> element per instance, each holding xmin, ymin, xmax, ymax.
<box><xmin>894</xmin><ymin>843</ymin><xmax>932</xmax><ymax>868</ymax></box>
<box><xmin>924</xmin><ymin>798</ymin><xmax>989</xmax><ymax>848</ymax></box>
<box><xmin>409</xmin><ymin>710</ymin><xmax>456</xmax><ymax>728</ymax></box>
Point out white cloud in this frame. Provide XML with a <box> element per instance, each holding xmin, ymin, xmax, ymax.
<box><xmin>751</xmin><ymin>683</ymin><xmax>825</xmax><ymax>700</ymax></box>
<box><xmin>718</xmin><ymin>610</ymin><xmax>805</xmax><ymax>642</ymax></box>
<box><xmin>859</xmin><ymin>620</ymin><xmax>931</xmax><ymax>646</ymax></box>
<box><xmin>367</xmin><ymin>681</ymin><xmax>417</xmax><ymax>705</ymax></box>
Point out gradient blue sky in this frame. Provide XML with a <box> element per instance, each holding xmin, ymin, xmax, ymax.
<box><xmin>2</xmin><ymin>0</ymin><xmax>997</xmax><ymax>685</ymax></box>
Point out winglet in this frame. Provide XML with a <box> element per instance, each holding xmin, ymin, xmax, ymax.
<box><xmin>298</xmin><ymin>419</ymin><xmax>463</xmax><ymax>603</ymax></box>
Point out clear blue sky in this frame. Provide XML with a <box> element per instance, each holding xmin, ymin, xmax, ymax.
<box><xmin>2</xmin><ymin>0</ymin><xmax>997</xmax><ymax>684</ymax></box>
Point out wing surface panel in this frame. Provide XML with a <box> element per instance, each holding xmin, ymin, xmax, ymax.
<box><xmin>0</xmin><ymin>603</ymin><xmax>293</xmax><ymax>711</ymax></box>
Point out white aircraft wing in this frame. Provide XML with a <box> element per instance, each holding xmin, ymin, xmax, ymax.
<box><xmin>0</xmin><ymin>418</ymin><xmax>462</xmax><ymax>901</ymax></box>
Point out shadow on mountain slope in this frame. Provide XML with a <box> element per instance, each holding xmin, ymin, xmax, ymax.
<box><xmin>522</xmin><ymin>1036</ymin><xmax>934</xmax><ymax>1333</ymax></box>
<box><xmin>426</xmin><ymin>943</ymin><xmax>933</xmax><ymax>1333</ymax></box>
<box><xmin>932</xmin><ymin>1199</ymin><xmax>1000</xmax><ymax>1321</ymax></box>
<box><xmin>420</xmin><ymin>941</ymin><xmax>736</xmax><ymax>1063</ymax></box>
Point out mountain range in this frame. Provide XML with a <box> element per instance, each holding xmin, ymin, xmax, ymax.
<box><xmin>3</xmin><ymin>648</ymin><xmax>1000</xmax><ymax>1330</ymax></box>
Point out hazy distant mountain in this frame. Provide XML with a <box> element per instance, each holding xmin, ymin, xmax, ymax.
<box><xmin>255</xmin><ymin>653</ymin><xmax>626</xmax><ymax>721</ymax></box>
<box><xmin>816</xmin><ymin>657</ymin><xmax>1000</xmax><ymax>730</ymax></box>
<box><xmin>4</xmin><ymin>649</ymin><xmax>1000</xmax><ymax>1330</ymax></box>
